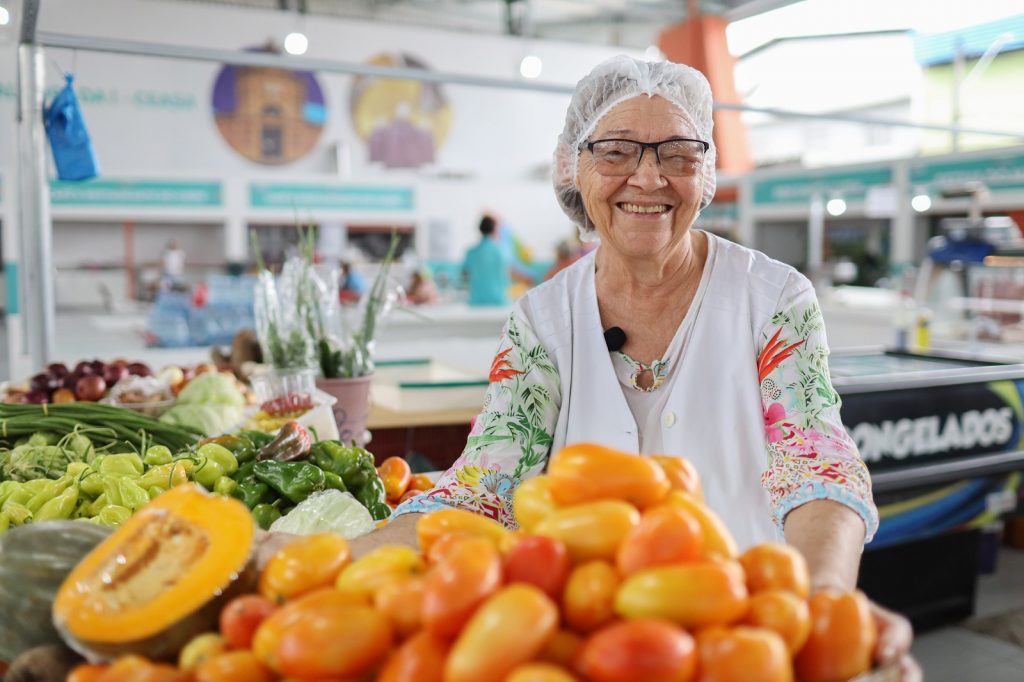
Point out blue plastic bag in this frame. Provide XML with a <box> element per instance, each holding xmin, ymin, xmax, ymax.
<box><xmin>43</xmin><ymin>74</ymin><xmax>99</xmax><ymax>181</ymax></box>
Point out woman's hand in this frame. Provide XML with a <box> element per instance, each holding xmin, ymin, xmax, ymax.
<box><xmin>870</xmin><ymin>601</ymin><xmax>922</xmax><ymax>682</ymax></box>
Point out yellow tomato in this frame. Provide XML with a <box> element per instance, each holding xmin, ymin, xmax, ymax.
<box><xmin>534</xmin><ymin>500</ymin><xmax>640</xmax><ymax>563</ymax></box>
<box><xmin>562</xmin><ymin>561</ymin><xmax>621</xmax><ymax>634</ymax></box>
<box><xmin>445</xmin><ymin>585</ymin><xmax>559</xmax><ymax>682</ymax></box>
<box><xmin>739</xmin><ymin>543</ymin><xmax>810</xmax><ymax>599</ymax></box>
<box><xmin>547</xmin><ymin>443</ymin><xmax>670</xmax><ymax>508</ymax></box>
<box><xmin>664</xmin><ymin>491</ymin><xmax>738</xmax><ymax>559</ymax></box>
<box><xmin>650</xmin><ymin>454</ymin><xmax>703</xmax><ymax>500</ymax></box>
<box><xmin>334</xmin><ymin>546</ymin><xmax>425</xmax><ymax>601</ymax></box>
<box><xmin>615</xmin><ymin>561</ymin><xmax>749</xmax><ymax>628</ymax></box>
<box><xmin>513</xmin><ymin>475</ymin><xmax>559</xmax><ymax>531</ymax></box>
<box><xmin>416</xmin><ymin>508</ymin><xmax>509</xmax><ymax>554</ymax></box>
<box><xmin>259</xmin><ymin>532</ymin><xmax>351</xmax><ymax>603</ymax></box>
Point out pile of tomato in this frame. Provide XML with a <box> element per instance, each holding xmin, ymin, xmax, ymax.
<box><xmin>68</xmin><ymin>443</ymin><xmax>879</xmax><ymax>682</ymax></box>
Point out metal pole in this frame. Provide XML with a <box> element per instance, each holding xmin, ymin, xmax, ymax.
<box><xmin>31</xmin><ymin>31</ymin><xmax>1024</xmax><ymax>141</ymax></box>
<box><xmin>16</xmin><ymin>41</ymin><xmax>57</xmax><ymax>366</ymax></box>
<box><xmin>808</xmin><ymin>191</ymin><xmax>825</xmax><ymax>285</ymax></box>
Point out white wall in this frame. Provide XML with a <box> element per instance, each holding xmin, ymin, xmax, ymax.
<box><xmin>0</xmin><ymin>0</ymin><xmax>642</xmax><ymax>263</ymax></box>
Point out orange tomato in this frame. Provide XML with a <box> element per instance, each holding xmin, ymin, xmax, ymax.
<box><xmin>335</xmin><ymin>545</ymin><xmax>425</xmax><ymax>601</ymax></box>
<box><xmin>252</xmin><ymin>588</ymin><xmax>366</xmax><ymax>666</ymax></box>
<box><xmin>399</xmin><ymin>488</ymin><xmax>423</xmax><ymax>504</ymax></box>
<box><xmin>95</xmin><ymin>657</ymin><xmax>189</xmax><ymax>682</ymax></box>
<box><xmin>615</xmin><ymin>562</ymin><xmax>748</xmax><ymax>628</ymax></box>
<box><xmin>194</xmin><ymin>651</ymin><xmax>276</xmax><ymax>682</ymax></box>
<box><xmin>577</xmin><ymin>619</ymin><xmax>697</xmax><ymax>682</ymax></box>
<box><xmin>697</xmin><ymin>626</ymin><xmax>792</xmax><ymax>682</ymax></box>
<box><xmin>425</xmin><ymin>531</ymin><xmax>472</xmax><ymax>565</ymax></box>
<box><xmin>503</xmin><ymin>534</ymin><xmax>571</xmax><ymax>600</ymax></box>
<box><xmin>219</xmin><ymin>594</ymin><xmax>277</xmax><ymax>650</ymax></box>
<box><xmin>379</xmin><ymin>456</ymin><xmax>413</xmax><ymax>501</ymax></box>
<box><xmin>664</xmin><ymin>491</ymin><xmax>738</xmax><ymax>559</ymax></box>
<box><xmin>616</xmin><ymin>505</ymin><xmax>703</xmax><ymax>576</ymax></box>
<box><xmin>794</xmin><ymin>591</ymin><xmax>877</xmax><ymax>682</ymax></box>
<box><xmin>422</xmin><ymin>536</ymin><xmax>503</xmax><ymax>638</ymax></box>
<box><xmin>650</xmin><ymin>455</ymin><xmax>703</xmax><ymax>500</ymax></box>
<box><xmin>506</xmin><ymin>662</ymin><xmax>578</xmax><ymax>682</ymax></box>
<box><xmin>259</xmin><ymin>532</ymin><xmax>351</xmax><ymax>603</ymax></box>
<box><xmin>540</xmin><ymin>629</ymin><xmax>584</xmax><ymax>669</ymax></box>
<box><xmin>377</xmin><ymin>631</ymin><xmax>449</xmax><ymax>682</ymax></box>
<box><xmin>273</xmin><ymin>604</ymin><xmax>393</xmax><ymax>679</ymax></box>
<box><xmin>513</xmin><ymin>475</ymin><xmax>559</xmax><ymax>532</ymax></box>
<box><xmin>534</xmin><ymin>500</ymin><xmax>640</xmax><ymax>563</ymax></box>
<box><xmin>446</xmin><ymin>584</ymin><xmax>559</xmax><ymax>682</ymax></box>
<box><xmin>374</xmin><ymin>575</ymin><xmax>427</xmax><ymax>638</ymax></box>
<box><xmin>67</xmin><ymin>664</ymin><xmax>108</xmax><ymax>682</ymax></box>
<box><xmin>562</xmin><ymin>560</ymin><xmax>621</xmax><ymax>633</ymax></box>
<box><xmin>741</xmin><ymin>590</ymin><xmax>811</xmax><ymax>654</ymax></box>
<box><xmin>738</xmin><ymin>544</ymin><xmax>810</xmax><ymax>599</ymax></box>
<box><xmin>547</xmin><ymin>443</ymin><xmax>669</xmax><ymax>508</ymax></box>
<box><xmin>178</xmin><ymin>632</ymin><xmax>228</xmax><ymax>671</ymax></box>
<box><xmin>409</xmin><ymin>473</ymin><xmax>434</xmax><ymax>492</ymax></box>
<box><xmin>416</xmin><ymin>508</ymin><xmax>509</xmax><ymax>554</ymax></box>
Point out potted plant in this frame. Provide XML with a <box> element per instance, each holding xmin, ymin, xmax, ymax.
<box><xmin>316</xmin><ymin>232</ymin><xmax>402</xmax><ymax>445</ymax></box>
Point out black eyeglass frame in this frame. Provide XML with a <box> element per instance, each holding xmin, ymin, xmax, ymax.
<box><xmin>580</xmin><ymin>137</ymin><xmax>710</xmax><ymax>175</ymax></box>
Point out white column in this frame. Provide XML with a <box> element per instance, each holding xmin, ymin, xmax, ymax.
<box><xmin>891</xmin><ymin>161</ymin><xmax>915</xmax><ymax>267</ymax></box>
<box><xmin>223</xmin><ymin>178</ymin><xmax>248</xmax><ymax>264</ymax></box>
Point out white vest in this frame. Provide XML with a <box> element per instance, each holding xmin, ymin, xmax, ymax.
<box><xmin>518</xmin><ymin>235</ymin><xmax>798</xmax><ymax>549</ymax></box>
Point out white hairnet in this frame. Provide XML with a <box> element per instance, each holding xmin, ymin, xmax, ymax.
<box><xmin>553</xmin><ymin>55</ymin><xmax>717</xmax><ymax>238</ymax></box>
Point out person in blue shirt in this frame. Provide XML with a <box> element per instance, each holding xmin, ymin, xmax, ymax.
<box><xmin>462</xmin><ymin>215</ymin><xmax>511</xmax><ymax>306</ymax></box>
<box><xmin>339</xmin><ymin>261</ymin><xmax>367</xmax><ymax>303</ymax></box>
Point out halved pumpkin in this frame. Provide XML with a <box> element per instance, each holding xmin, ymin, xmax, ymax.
<box><xmin>53</xmin><ymin>484</ymin><xmax>256</xmax><ymax>662</ymax></box>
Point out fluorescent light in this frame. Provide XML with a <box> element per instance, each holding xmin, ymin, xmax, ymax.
<box><xmin>519</xmin><ymin>55</ymin><xmax>543</xmax><ymax>79</ymax></box>
<box><xmin>284</xmin><ymin>31</ymin><xmax>308</xmax><ymax>56</ymax></box>
<box><xmin>0</xmin><ymin>6</ymin><xmax>10</xmax><ymax>25</ymax></box>
<box><xmin>911</xmin><ymin>194</ymin><xmax>932</xmax><ymax>212</ymax></box>
<box><xmin>826</xmin><ymin>198</ymin><xmax>847</xmax><ymax>216</ymax></box>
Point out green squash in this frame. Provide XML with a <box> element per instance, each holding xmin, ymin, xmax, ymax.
<box><xmin>0</xmin><ymin>521</ymin><xmax>112</xmax><ymax>662</ymax></box>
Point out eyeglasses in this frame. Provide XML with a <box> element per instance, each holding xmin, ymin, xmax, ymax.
<box><xmin>581</xmin><ymin>138</ymin><xmax>709</xmax><ymax>177</ymax></box>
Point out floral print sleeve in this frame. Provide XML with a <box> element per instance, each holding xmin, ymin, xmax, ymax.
<box><xmin>758</xmin><ymin>283</ymin><xmax>879</xmax><ymax>541</ymax></box>
<box><xmin>392</xmin><ymin>309</ymin><xmax>561</xmax><ymax>528</ymax></box>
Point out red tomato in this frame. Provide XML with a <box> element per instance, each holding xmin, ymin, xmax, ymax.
<box><xmin>67</xmin><ymin>665</ymin><xmax>108</xmax><ymax>682</ymax></box>
<box><xmin>616</xmin><ymin>505</ymin><xmax>703</xmax><ymax>576</ymax></box>
<box><xmin>421</xmin><ymin>536</ymin><xmax>503</xmax><ymax>638</ymax></box>
<box><xmin>219</xmin><ymin>594</ymin><xmax>277</xmax><ymax>650</ymax></box>
<box><xmin>697</xmin><ymin>626</ymin><xmax>792</xmax><ymax>682</ymax></box>
<box><xmin>739</xmin><ymin>544</ymin><xmax>810</xmax><ymax>598</ymax></box>
<box><xmin>377</xmin><ymin>631</ymin><xmax>449</xmax><ymax>682</ymax></box>
<box><xmin>503</xmin><ymin>535</ymin><xmax>571</xmax><ymax>600</ymax></box>
<box><xmin>446</xmin><ymin>585</ymin><xmax>559</xmax><ymax>682</ymax></box>
<box><xmin>794</xmin><ymin>591</ymin><xmax>877</xmax><ymax>682</ymax></box>
<box><xmin>379</xmin><ymin>456</ymin><xmax>413</xmax><ymax>501</ymax></box>
<box><xmin>193</xmin><ymin>651</ymin><xmax>276</xmax><ymax>682</ymax></box>
<box><xmin>742</xmin><ymin>590</ymin><xmax>811</xmax><ymax>654</ymax></box>
<box><xmin>562</xmin><ymin>561</ymin><xmax>621</xmax><ymax>633</ymax></box>
<box><xmin>547</xmin><ymin>443</ymin><xmax>670</xmax><ymax>508</ymax></box>
<box><xmin>577</xmin><ymin>619</ymin><xmax>697</xmax><ymax>682</ymax></box>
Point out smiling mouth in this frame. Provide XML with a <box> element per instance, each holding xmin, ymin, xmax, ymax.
<box><xmin>618</xmin><ymin>202</ymin><xmax>672</xmax><ymax>215</ymax></box>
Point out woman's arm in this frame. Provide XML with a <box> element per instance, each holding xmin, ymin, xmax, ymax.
<box><xmin>784</xmin><ymin>498</ymin><xmax>864</xmax><ymax>591</ymax></box>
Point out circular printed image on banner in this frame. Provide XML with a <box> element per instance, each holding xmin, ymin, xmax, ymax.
<box><xmin>212</xmin><ymin>47</ymin><xmax>327</xmax><ymax>165</ymax></box>
<box><xmin>350</xmin><ymin>52</ymin><xmax>452</xmax><ymax>169</ymax></box>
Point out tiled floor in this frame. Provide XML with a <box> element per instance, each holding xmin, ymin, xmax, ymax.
<box><xmin>913</xmin><ymin>547</ymin><xmax>1024</xmax><ymax>681</ymax></box>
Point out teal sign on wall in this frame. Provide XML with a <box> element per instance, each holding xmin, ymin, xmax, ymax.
<box><xmin>5</xmin><ymin>263</ymin><xmax>18</xmax><ymax>315</ymax></box>
<box><xmin>250</xmin><ymin>184</ymin><xmax>414</xmax><ymax>211</ymax></box>
<box><xmin>49</xmin><ymin>179</ymin><xmax>222</xmax><ymax>207</ymax></box>
<box><xmin>753</xmin><ymin>168</ymin><xmax>893</xmax><ymax>206</ymax></box>
<box><xmin>910</xmin><ymin>153</ymin><xmax>1024</xmax><ymax>192</ymax></box>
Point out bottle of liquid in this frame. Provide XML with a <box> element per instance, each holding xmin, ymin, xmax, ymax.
<box><xmin>915</xmin><ymin>306</ymin><xmax>932</xmax><ymax>352</ymax></box>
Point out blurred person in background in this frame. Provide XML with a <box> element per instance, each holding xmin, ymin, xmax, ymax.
<box><xmin>339</xmin><ymin>261</ymin><xmax>366</xmax><ymax>303</ymax></box>
<box><xmin>545</xmin><ymin>239</ymin><xmax>580</xmax><ymax>281</ymax></box>
<box><xmin>161</xmin><ymin>239</ymin><xmax>187</xmax><ymax>291</ymax></box>
<box><xmin>406</xmin><ymin>268</ymin><xmax>440</xmax><ymax>305</ymax></box>
<box><xmin>462</xmin><ymin>214</ymin><xmax>512</xmax><ymax>306</ymax></box>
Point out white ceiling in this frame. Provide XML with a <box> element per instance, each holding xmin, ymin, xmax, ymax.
<box><xmin>174</xmin><ymin>0</ymin><xmax>802</xmax><ymax>49</ymax></box>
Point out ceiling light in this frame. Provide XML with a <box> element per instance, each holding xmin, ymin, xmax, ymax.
<box><xmin>911</xmin><ymin>194</ymin><xmax>932</xmax><ymax>212</ymax></box>
<box><xmin>826</xmin><ymin>198</ymin><xmax>847</xmax><ymax>216</ymax></box>
<box><xmin>0</xmin><ymin>6</ymin><xmax>10</xmax><ymax>25</ymax></box>
<box><xmin>519</xmin><ymin>55</ymin><xmax>543</xmax><ymax>79</ymax></box>
<box><xmin>284</xmin><ymin>31</ymin><xmax>308</xmax><ymax>56</ymax></box>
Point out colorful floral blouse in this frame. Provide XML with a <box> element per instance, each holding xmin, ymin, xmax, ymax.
<box><xmin>395</xmin><ymin>274</ymin><xmax>878</xmax><ymax>542</ymax></box>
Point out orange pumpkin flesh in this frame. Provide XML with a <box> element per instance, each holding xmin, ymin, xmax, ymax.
<box><xmin>53</xmin><ymin>485</ymin><xmax>256</xmax><ymax>662</ymax></box>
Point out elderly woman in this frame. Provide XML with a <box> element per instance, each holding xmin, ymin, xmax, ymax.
<box><xmin>356</xmin><ymin>56</ymin><xmax>916</xmax><ymax>676</ymax></box>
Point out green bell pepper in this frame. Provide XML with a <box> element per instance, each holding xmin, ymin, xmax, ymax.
<box><xmin>213</xmin><ymin>476</ymin><xmax>238</xmax><ymax>497</ymax></box>
<box><xmin>251</xmin><ymin>503</ymin><xmax>282</xmax><ymax>530</ymax></box>
<box><xmin>253</xmin><ymin>460</ymin><xmax>325</xmax><ymax>505</ymax></box>
<box><xmin>238</xmin><ymin>430</ymin><xmax>274</xmax><ymax>450</ymax></box>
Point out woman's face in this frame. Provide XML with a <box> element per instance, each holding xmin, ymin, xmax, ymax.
<box><xmin>577</xmin><ymin>95</ymin><xmax>705</xmax><ymax>260</ymax></box>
